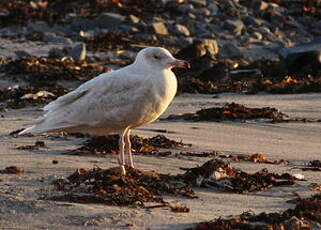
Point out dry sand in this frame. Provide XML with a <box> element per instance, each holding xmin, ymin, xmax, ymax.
<box><xmin>0</xmin><ymin>93</ymin><xmax>321</xmax><ymax>230</ymax></box>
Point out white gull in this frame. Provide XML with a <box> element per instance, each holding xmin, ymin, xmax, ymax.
<box><xmin>19</xmin><ymin>47</ymin><xmax>189</xmax><ymax>174</ymax></box>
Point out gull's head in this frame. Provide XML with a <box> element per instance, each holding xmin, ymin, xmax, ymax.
<box><xmin>134</xmin><ymin>47</ymin><xmax>190</xmax><ymax>70</ymax></box>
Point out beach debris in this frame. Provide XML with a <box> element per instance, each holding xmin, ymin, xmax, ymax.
<box><xmin>219</xmin><ymin>153</ymin><xmax>289</xmax><ymax>164</ymax></box>
<box><xmin>185</xmin><ymin>193</ymin><xmax>321</xmax><ymax>230</ymax></box>
<box><xmin>0</xmin><ymin>166</ymin><xmax>25</xmax><ymax>174</ymax></box>
<box><xmin>2</xmin><ymin>56</ymin><xmax>107</xmax><ymax>84</ymax></box>
<box><xmin>0</xmin><ymin>85</ymin><xmax>68</xmax><ymax>110</ymax></box>
<box><xmin>294</xmin><ymin>160</ymin><xmax>321</xmax><ymax>171</ymax></box>
<box><xmin>68</xmin><ymin>135</ymin><xmax>190</xmax><ymax>156</ymax></box>
<box><xmin>180</xmin><ymin>159</ymin><xmax>300</xmax><ymax>193</ymax></box>
<box><xmin>163</xmin><ymin>103</ymin><xmax>290</xmax><ymax>122</ymax></box>
<box><xmin>16</xmin><ymin>141</ymin><xmax>47</xmax><ymax>150</ymax></box>
<box><xmin>48</xmin><ymin>166</ymin><xmax>196</xmax><ymax>211</ymax></box>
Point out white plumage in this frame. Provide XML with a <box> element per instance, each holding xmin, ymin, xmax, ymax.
<box><xmin>19</xmin><ymin>47</ymin><xmax>189</xmax><ymax>174</ymax></box>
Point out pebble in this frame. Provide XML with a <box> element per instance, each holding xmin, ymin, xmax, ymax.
<box><xmin>152</xmin><ymin>22</ymin><xmax>169</xmax><ymax>36</ymax></box>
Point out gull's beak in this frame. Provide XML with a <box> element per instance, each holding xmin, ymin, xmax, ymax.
<box><xmin>170</xmin><ymin>59</ymin><xmax>190</xmax><ymax>69</ymax></box>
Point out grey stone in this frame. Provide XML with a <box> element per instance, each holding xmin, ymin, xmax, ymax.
<box><xmin>176</xmin><ymin>37</ymin><xmax>194</xmax><ymax>47</ymax></box>
<box><xmin>242</xmin><ymin>16</ymin><xmax>264</xmax><ymax>27</ymax></box>
<box><xmin>68</xmin><ymin>43</ymin><xmax>86</xmax><ymax>61</ymax></box>
<box><xmin>27</xmin><ymin>21</ymin><xmax>50</xmax><ymax>33</ymax></box>
<box><xmin>15</xmin><ymin>50</ymin><xmax>31</xmax><ymax>57</ymax></box>
<box><xmin>188</xmin><ymin>0</ymin><xmax>207</xmax><ymax>6</ymax></box>
<box><xmin>71</xmin><ymin>17</ymin><xmax>96</xmax><ymax>30</ymax></box>
<box><xmin>208</xmin><ymin>4</ymin><xmax>219</xmax><ymax>15</ymax></box>
<box><xmin>219</xmin><ymin>43</ymin><xmax>243</xmax><ymax>58</ymax></box>
<box><xmin>224</xmin><ymin>19</ymin><xmax>244</xmax><ymax>35</ymax></box>
<box><xmin>152</xmin><ymin>22</ymin><xmax>169</xmax><ymax>36</ymax></box>
<box><xmin>43</xmin><ymin>33</ymin><xmax>73</xmax><ymax>44</ymax></box>
<box><xmin>94</xmin><ymin>13</ymin><xmax>126</xmax><ymax>28</ymax></box>
<box><xmin>177</xmin><ymin>4</ymin><xmax>193</xmax><ymax>14</ymax></box>
<box><xmin>173</xmin><ymin>24</ymin><xmax>190</xmax><ymax>36</ymax></box>
<box><xmin>48</xmin><ymin>47</ymin><xmax>65</xmax><ymax>58</ymax></box>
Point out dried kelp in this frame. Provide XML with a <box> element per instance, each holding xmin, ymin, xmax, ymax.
<box><xmin>180</xmin><ymin>159</ymin><xmax>299</xmax><ymax>193</ymax></box>
<box><xmin>0</xmin><ymin>166</ymin><xmax>25</xmax><ymax>174</ymax></box>
<box><xmin>3</xmin><ymin>56</ymin><xmax>107</xmax><ymax>84</ymax></box>
<box><xmin>185</xmin><ymin>193</ymin><xmax>321</xmax><ymax>230</ymax></box>
<box><xmin>294</xmin><ymin>160</ymin><xmax>321</xmax><ymax>172</ymax></box>
<box><xmin>163</xmin><ymin>103</ymin><xmax>289</xmax><ymax>122</ymax></box>
<box><xmin>16</xmin><ymin>141</ymin><xmax>47</xmax><ymax>150</ymax></box>
<box><xmin>0</xmin><ymin>85</ymin><xmax>68</xmax><ymax>109</ymax></box>
<box><xmin>219</xmin><ymin>153</ymin><xmax>288</xmax><ymax>164</ymax></box>
<box><xmin>68</xmin><ymin>135</ymin><xmax>190</xmax><ymax>156</ymax></box>
<box><xmin>49</xmin><ymin>166</ymin><xmax>195</xmax><ymax>209</ymax></box>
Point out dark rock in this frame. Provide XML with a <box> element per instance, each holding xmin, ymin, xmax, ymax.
<box><xmin>177</xmin><ymin>4</ymin><xmax>193</xmax><ymax>14</ymax></box>
<box><xmin>224</xmin><ymin>19</ymin><xmax>244</xmax><ymax>35</ymax></box>
<box><xmin>242</xmin><ymin>16</ymin><xmax>264</xmax><ymax>27</ymax></box>
<box><xmin>188</xmin><ymin>0</ymin><xmax>207</xmax><ymax>7</ymax></box>
<box><xmin>68</xmin><ymin>43</ymin><xmax>86</xmax><ymax>61</ymax></box>
<box><xmin>94</xmin><ymin>13</ymin><xmax>126</xmax><ymax>29</ymax></box>
<box><xmin>27</xmin><ymin>21</ymin><xmax>50</xmax><ymax>33</ymax></box>
<box><xmin>15</xmin><ymin>50</ymin><xmax>31</xmax><ymax>57</ymax></box>
<box><xmin>71</xmin><ymin>17</ymin><xmax>96</xmax><ymax>31</ymax></box>
<box><xmin>280</xmin><ymin>42</ymin><xmax>321</xmax><ymax>75</ymax></box>
<box><xmin>43</xmin><ymin>33</ymin><xmax>72</xmax><ymax>44</ymax></box>
<box><xmin>219</xmin><ymin>43</ymin><xmax>243</xmax><ymax>58</ymax></box>
<box><xmin>175</xmin><ymin>39</ymin><xmax>218</xmax><ymax>60</ymax></box>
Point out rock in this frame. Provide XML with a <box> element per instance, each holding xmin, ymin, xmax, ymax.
<box><xmin>43</xmin><ymin>33</ymin><xmax>73</xmax><ymax>45</ymax></box>
<box><xmin>219</xmin><ymin>43</ymin><xmax>243</xmax><ymax>58</ymax></box>
<box><xmin>27</xmin><ymin>21</ymin><xmax>50</xmax><ymax>33</ymax></box>
<box><xmin>177</xmin><ymin>4</ymin><xmax>193</xmax><ymax>14</ymax></box>
<box><xmin>188</xmin><ymin>0</ymin><xmax>207</xmax><ymax>7</ymax></box>
<box><xmin>48</xmin><ymin>47</ymin><xmax>65</xmax><ymax>58</ymax></box>
<box><xmin>68</xmin><ymin>43</ymin><xmax>86</xmax><ymax>61</ymax></box>
<box><xmin>152</xmin><ymin>22</ymin><xmax>169</xmax><ymax>36</ymax></box>
<box><xmin>280</xmin><ymin>42</ymin><xmax>321</xmax><ymax>75</ymax></box>
<box><xmin>242</xmin><ymin>16</ymin><xmax>264</xmax><ymax>27</ymax></box>
<box><xmin>128</xmin><ymin>15</ymin><xmax>140</xmax><ymax>24</ymax></box>
<box><xmin>208</xmin><ymin>4</ymin><xmax>219</xmax><ymax>15</ymax></box>
<box><xmin>94</xmin><ymin>13</ymin><xmax>126</xmax><ymax>28</ymax></box>
<box><xmin>71</xmin><ymin>17</ymin><xmax>96</xmax><ymax>30</ymax></box>
<box><xmin>252</xmin><ymin>31</ymin><xmax>263</xmax><ymax>40</ymax></box>
<box><xmin>251</xmin><ymin>0</ymin><xmax>269</xmax><ymax>11</ymax></box>
<box><xmin>175</xmin><ymin>39</ymin><xmax>218</xmax><ymax>60</ymax></box>
<box><xmin>15</xmin><ymin>50</ymin><xmax>31</xmax><ymax>57</ymax></box>
<box><xmin>224</xmin><ymin>19</ymin><xmax>244</xmax><ymax>35</ymax></box>
<box><xmin>173</xmin><ymin>24</ymin><xmax>190</xmax><ymax>36</ymax></box>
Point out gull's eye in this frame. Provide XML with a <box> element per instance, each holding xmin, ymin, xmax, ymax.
<box><xmin>153</xmin><ymin>55</ymin><xmax>160</xmax><ymax>59</ymax></box>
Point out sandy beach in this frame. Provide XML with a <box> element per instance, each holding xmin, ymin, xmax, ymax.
<box><xmin>1</xmin><ymin>93</ymin><xmax>320</xmax><ymax>230</ymax></box>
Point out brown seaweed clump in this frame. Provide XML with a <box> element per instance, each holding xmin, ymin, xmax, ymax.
<box><xmin>69</xmin><ymin>134</ymin><xmax>191</xmax><ymax>156</ymax></box>
<box><xmin>47</xmin><ymin>158</ymin><xmax>301</xmax><ymax>210</ymax></box>
<box><xmin>0</xmin><ymin>85</ymin><xmax>68</xmax><ymax>110</ymax></box>
<box><xmin>49</xmin><ymin>166</ymin><xmax>195</xmax><ymax>210</ymax></box>
<box><xmin>185</xmin><ymin>193</ymin><xmax>321</xmax><ymax>230</ymax></box>
<box><xmin>164</xmin><ymin>102</ymin><xmax>289</xmax><ymax>122</ymax></box>
<box><xmin>3</xmin><ymin>56</ymin><xmax>107</xmax><ymax>84</ymax></box>
<box><xmin>180</xmin><ymin>159</ymin><xmax>300</xmax><ymax>193</ymax></box>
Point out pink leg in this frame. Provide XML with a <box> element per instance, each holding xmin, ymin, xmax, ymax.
<box><xmin>124</xmin><ymin>129</ymin><xmax>135</xmax><ymax>168</ymax></box>
<box><xmin>118</xmin><ymin>130</ymin><xmax>126</xmax><ymax>175</ymax></box>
